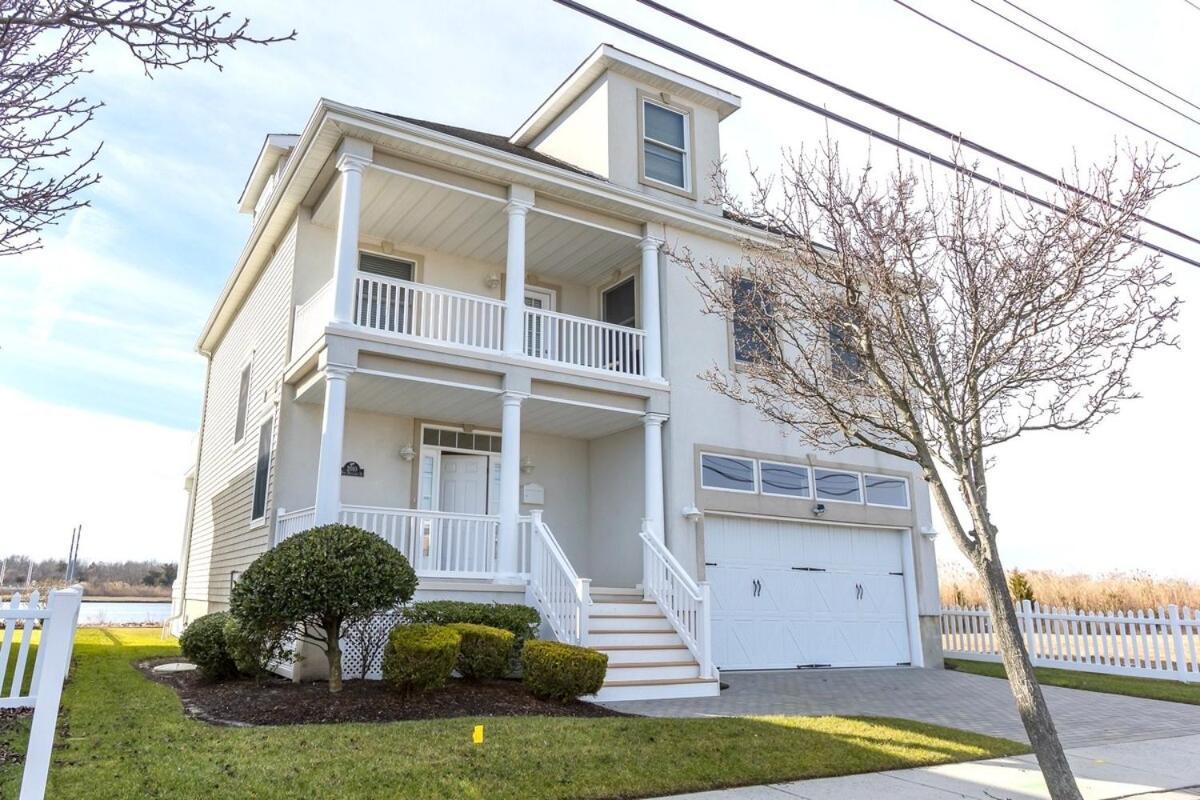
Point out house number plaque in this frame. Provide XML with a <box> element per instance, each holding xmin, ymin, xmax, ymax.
<box><xmin>341</xmin><ymin>461</ymin><xmax>365</xmax><ymax>477</ymax></box>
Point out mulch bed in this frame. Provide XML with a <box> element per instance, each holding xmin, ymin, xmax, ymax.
<box><xmin>138</xmin><ymin>659</ymin><xmax>624</xmax><ymax>727</ymax></box>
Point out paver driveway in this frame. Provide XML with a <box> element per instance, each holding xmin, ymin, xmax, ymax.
<box><xmin>600</xmin><ymin>667</ymin><xmax>1200</xmax><ymax>747</ymax></box>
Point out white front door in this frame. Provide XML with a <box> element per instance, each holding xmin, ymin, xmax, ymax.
<box><xmin>704</xmin><ymin>516</ymin><xmax>912</xmax><ymax>670</ymax></box>
<box><xmin>438</xmin><ymin>454</ymin><xmax>489</xmax><ymax>515</ymax></box>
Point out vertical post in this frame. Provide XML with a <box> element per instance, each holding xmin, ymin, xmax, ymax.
<box><xmin>20</xmin><ymin>587</ymin><xmax>82</xmax><ymax>800</ymax></box>
<box><xmin>1168</xmin><ymin>604</ymin><xmax>1193</xmax><ymax>683</ymax></box>
<box><xmin>497</xmin><ymin>391</ymin><xmax>525</xmax><ymax>575</ymax></box>
<box><xmin>313</xmin><ymin>365</ymin><xmax>352</xmax><ymax>524</ymax></box>
<box><xmin>330</xmin><ymin>141</ymin><xmax>372</xmax><ymax>326</ymax></box>
<box><xmin>699</xmin><ymin>581</ymin><xmax>714</xmax><ymax>678</ymax></box>
<box><xmin>1021</xmin><ymin>599</ymin><xmax>1036</xmax><ymax>664</ymax></box>
<box><xmin>577</xmin><ymin>577</ymin><xmax>591</xmax><ymax>647</ymax></box>
<box><xmin>642</xmin><ymin>413</ymin><xmax>667</xmax><ymax>543</ymax></box>
<box><xmin>639</xmin><ymin>233</ymin><xmax>664</xmax><ymax>380</ymax></box>
<box><xmin>503</xmin><ymin>186</ymin><xmax>535</xmax><ymax>356</ymax></box>
<box><xmin>900</xmin><ymin>529</ymin><xmax>925</xmax><ymax>667</ymax></box>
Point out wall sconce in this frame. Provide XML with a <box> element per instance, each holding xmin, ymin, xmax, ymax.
<box><xmin>919</xmin><ymin>526</ymin><xmax>939</xmax><ymax>539</ymax></box>
<box><xmin>485</xmin><ymin>272</ymin><xmax>501</xmax><ymax>290</ymax></box>
<box><xmin>520</xmin><ymin>456</ymin><xmax>535</xmax><ymax>474</ymax></box>
<box><xmin>399</xmin><ymin>445</ymin><xmax>416</xmax><ymax>462</ymax></box>
<box><xmin>681</xmin><ymin>505</ymin><xmax>702</xmax><ymax>522</ymax></box>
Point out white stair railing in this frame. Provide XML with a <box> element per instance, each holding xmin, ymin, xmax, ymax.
<box><xmin>640</xmin><ymin>522</ymin><xmax>714</xmax><ymax>678</ymax></box>
<box><xmin>527</xmin><ymin>510</ymin><xmax>590</xmax><ymax>645</ymax></box>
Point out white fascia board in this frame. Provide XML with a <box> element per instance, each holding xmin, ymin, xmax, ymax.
<box><xmin>511</xmin><ymin>43</ymin><xmax>741</xmax><ymax>147</ymax></box>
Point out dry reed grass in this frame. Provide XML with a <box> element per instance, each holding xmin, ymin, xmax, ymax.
<box><xmin>939</xmin><ymin>563</ymin><xmax>1200</xmax><ymax>612</ymax></box>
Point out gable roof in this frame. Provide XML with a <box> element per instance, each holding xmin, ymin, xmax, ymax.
<box><xmin>369</xmin><ymin>112</ymin><xmax>605</xmax><ymax>181</ymax></box>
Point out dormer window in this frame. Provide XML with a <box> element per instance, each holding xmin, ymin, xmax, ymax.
<box><xmin>641</xmin><ymin>97</ymin><xmax>691</xmax><ymax>192</ymax></box>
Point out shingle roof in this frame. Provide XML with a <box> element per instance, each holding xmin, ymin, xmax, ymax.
<box><xmin>368</xmin><ymin>111</ymin><xmax>605</xmax><ymax>180</ymax></box>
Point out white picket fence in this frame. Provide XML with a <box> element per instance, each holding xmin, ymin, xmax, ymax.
<box><xmin>1</xmin><ymin>585</ymin><xmax>84</xmax><ymax>800</ymax></box>
<box><xmin>942</xmin><ymin>601</ymin><xmax>1200</xmax><ymax>682</ymax></box>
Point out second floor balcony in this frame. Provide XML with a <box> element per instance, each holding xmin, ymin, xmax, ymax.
<box><xmin>294</xmin><ymin>270</ymin><xmax>647</xmax><ymax>377</ymax></box>
<box><xmin>289</xmin><ymin>138</ymin><xmax>666</xmax><ymax>383</ymax></box>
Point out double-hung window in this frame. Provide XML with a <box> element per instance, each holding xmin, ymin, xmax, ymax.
<box><xmin>733</xmin><ymin>278</ymin><xmax>773</xmax><ymax>364</ymax></box>
<box><xmin>234</xmin><ymin>363</ymin><xmax>251</xmax><ymax>443</ymax></box>
<box><xmin>641</xmin><ymin>99</ymin><xmax>690</xmax><ymax>191</ymax></box>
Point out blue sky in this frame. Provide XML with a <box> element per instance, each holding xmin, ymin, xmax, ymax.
<box><xmin>2</xmin><ymin>0</ymin><xmax>1197</xmax><ymax>570</ymax></box>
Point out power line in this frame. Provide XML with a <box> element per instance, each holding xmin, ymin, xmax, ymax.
<box><xmin>891</xmin><ymin>0</ymin><xmax>1200</xmax><ymax>160</ymax></box>
<box><xmin>548</xmin><ymin>0</ymin><xmax>1200</xmax><ymax>270</ymax></box>
<box><xmin>967</xmin><ymin>0</ymin><xmax>1200</xmax><ymax>127</ymax></box>
<box><xmin>633</xmin><ymin>0</ymin><xmax>1200</xmax><ymax>251</ymax></box>
<box><xmin>1000</xmin><ymin>0</ymin><xmax>1200</xmax><ymax>115</ymax></box>
<box><xmin>1185</xmin><ymin>0</ymin><xmax>1200</xmax><ymax>12</ymax></box>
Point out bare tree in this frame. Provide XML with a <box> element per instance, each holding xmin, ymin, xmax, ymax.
<box><xmin>0</xmin><ymin>0</ymin><xmax>294</xmax><ymax>255</ymax></box>
<box><xmin>677</xmin><ymin>143</ymin><xmax>1179</xmax><ymax>800</ymax></box>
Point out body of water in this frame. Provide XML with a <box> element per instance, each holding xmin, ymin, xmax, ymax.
<box><xmin>78</xmin><ymin>601</ymin><xmax>172</xmax><ymax>626</ymax></box>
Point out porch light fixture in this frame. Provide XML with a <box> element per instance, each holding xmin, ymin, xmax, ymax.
<box><xmin>681</xmin><ymin>505</ymin><xmax>702</xmax><ymax>522</ymax></box>
<box><xmin>520</xmin><ymin>456</ymin><xmax>535</xmax><ymax>474</ymax></box>
<box><xmin>399</xmin><ymin>445</ymin><xmax>416</xmax><ymax>462</ymax></box>
<box><xmin>485</xmin><ymin>272</ymin><xmax>501</xmax><ymax>289</ymax></box>
<box><xmin>919</xmin><ymin>525</ymin><xmax>939</xmax><ymax>539</ymax></box>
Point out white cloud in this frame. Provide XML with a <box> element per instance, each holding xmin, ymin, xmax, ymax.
<box><xmin>0</xmin><ymin>386</ymin><xmax>194</xmax><ymax>562</ymax></box>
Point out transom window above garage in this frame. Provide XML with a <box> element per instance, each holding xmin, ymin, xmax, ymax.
<box><xmin>700</xmin><ymin>451</ymin><xmax>910</xmax><ymax>509</ymax></box>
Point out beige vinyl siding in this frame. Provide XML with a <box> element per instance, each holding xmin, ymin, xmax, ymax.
<box><xmin>186</xmin><ymin>220</ymin><xmax>297</xmax><ymax>609</ymax></box>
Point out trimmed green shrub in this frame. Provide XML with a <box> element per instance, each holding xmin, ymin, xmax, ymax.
<box><xmin>230</xmin><ymin>524</ymin><xmax>418</xmax><ymax>693</ymax></box>
<box><xmin>521</xmin><ymin>640</ymin><xmax>607</xmax><ymax>701</ymax></box>
<box><xmin>179</xmin><ymin>612</ymin><xmax>237</xmax><ymax>680</ymax></box>
<box><xmin>447</xmin><ymin>623</ymin><xmax>515</xmax><ymax>680</ymax></box>
<box><xmin>222</xmin><ymin>614</ymin><xmax>289</xmax><ymax>678</ymax></box>
<box><xmin>382</xmin><ymin>624</ymin><xmax>461</xmax><ymax>692</ymax></box>
<box><xmin>404</xmin><ymin>601</ymin><xmax>540</xmax><ymax>645</ymax></box>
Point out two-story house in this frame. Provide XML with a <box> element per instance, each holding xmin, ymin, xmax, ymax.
<box><xmin>170</xmin><ymin>44</ymin><xmax>944</xmax><ymax>701</ymax></box>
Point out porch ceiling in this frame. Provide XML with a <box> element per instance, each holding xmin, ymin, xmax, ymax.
<box><xmin>312</xmin><ymin>169</ymin><xmax>641</xmax><ymax>285</ymax></box>
<box><xmin>295</xmin><ymin>372</ymin><xmax>644</xmax><ymax>439</ymax></box>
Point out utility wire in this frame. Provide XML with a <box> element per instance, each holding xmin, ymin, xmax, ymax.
<box><xmin>1185</xmin><ymin>0</ymin><xmax>1200</xmax><ymax>13</ymax></box>
<box><xmin>968</xmin><ymin>0</ymin><xmax>1200</xmax><ymax>127</ymax></box>
<box><xmin>1000</xmin><ymin>0</ymin><xmax>1200</xmax><ymax>115</ymax></box>
<box><xmin>633</xmin><ymin>0</ymin><xmax>1200</xmax><ymax>251</ymax></box>
<box><xmin>891</xmin><ymin>0</ymin><xmax>1200</xmax><ymax>160</ymax></box>
<box><xmin>548</xmin><ymin>0</ymin><xmax>1200</xmax><ymax>269</ymax></box>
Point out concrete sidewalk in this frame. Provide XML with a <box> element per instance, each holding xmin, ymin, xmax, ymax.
<box><xmin>654</xmin><ymin>733</ymin><xmax>1200</xmax><ymax>799</ymax></box>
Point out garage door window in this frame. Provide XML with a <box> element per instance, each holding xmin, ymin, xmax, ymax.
<box><xmin>700</xmin><ymin>454</ymin><xmax>757</xmax><ymax>493</ymax></box>
<box><xmin>865</xmin><ymin>474</ymin><xmax>909</xmax><ymax>508</ymax></box>
<box><xmin>814</xmin><ymin>468</ymin><xmax>862</xmax><ymax>503</ymax></box>
<box><xmin>759</xmin><ymin>461</ymin><xmax>811</xmax><ymax>498</ymax></box>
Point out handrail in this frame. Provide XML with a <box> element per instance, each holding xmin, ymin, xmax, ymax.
<box><xmin>354</xmin><ymin>272</ymin><xmax>506</xmax><ymax>351</ymax></box>
<box><xmin>527</xmin><ymin>510</ymin><xmax>590</xmax><ymax>645</ymax></box>
<box><xmin>526</xmin><ymin>305</ymin><xmax>646</xmax><ymax>336</ymax></box>
<box><xmin>640</xmin><ymin>522</ymin><xmax>714</xmax><ymax>678</ymax></box>
<box><xmin>340</xmin><ymin>504</ymin><xmax>496</xmax><ymax>519</ymax></box>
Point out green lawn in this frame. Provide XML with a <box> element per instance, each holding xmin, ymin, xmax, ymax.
<box><xmin>946</xmin><ymin>657</ymin><xmax>1200</xmax><ymax>706</ymax></box>
<box><xmin>0</xmin><ymin>629</ymin><xmax>1024</xmax><ymax>800</ymax></box>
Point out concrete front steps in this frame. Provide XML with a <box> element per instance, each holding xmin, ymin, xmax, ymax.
<box><xmin>586</xmin><ymin>587</ymin><xmax>720</xmax><ymax>702</ymax></box>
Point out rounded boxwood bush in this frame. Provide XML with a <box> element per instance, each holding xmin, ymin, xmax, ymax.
<box><xmin>521</xmin><ymin>640</ymin><xmax>607</xmax><ymax>701</ymax></box>
<box><xmin>223</xmin><ymin>614</ymin><xmax>288</xmax><ymax>678</ymax></box>
<box><xmin>179</xmin><ymin>611</ymin><xmax>237</xmax><ymax>680</ymax></box>
<box><xmin>230</xmin><ymin>524</ymin><xmax>418</xmax><ymax>693</ymax></box>
<box><xmin>446</xmin><ymin>622</ymin><xmax>515</xmax><ymax>680</ymax></box>
<box><xmin>403</xmin><ymin>601</ymin><xmax>540</xmax><ymax>646</ymax></box>
<box><xmin>382</xmin><ymin>624</ymin><xmax>461</xmax><ymax>692</ymax></box>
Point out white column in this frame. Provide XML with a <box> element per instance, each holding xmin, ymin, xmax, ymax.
<box><xmin>643</xmin><ymin>413</ymin><xmax>667</xmax><ymax>541</ymax></box>
<box><xmin>503</xmin><ymin>187</ymin><xmax>534</xmax><ymax>356</ymax></box>
<box><xmin>639</xmin><ymin>235</ymin><xmax>664</xmax><ymax>380</ymax></box>
<box><xmin>331</xmin><ymin>144</ymin><xmax>372</xmax><ymax>326</ymax></box>
<box><xmin>497</xmin><ymin>391</ymin><xmax>526</xmax><ymax>575</ymax></box>
<box><xmin>313</xmin><ymin>365</ymin><xmax>352</xmax><ymax>524</ymax></box>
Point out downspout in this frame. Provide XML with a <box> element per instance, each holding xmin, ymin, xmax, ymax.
<box><xmin>164</xmin><ymin>353</ymin><xmax>213</xmax><ymax>636</ymax></box>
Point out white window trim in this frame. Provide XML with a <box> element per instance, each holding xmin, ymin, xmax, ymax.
<box><xmin>863</xmin><ymin>473</ymin><xmax>911</xmax><ymax>510</ymax></box>
<box><xmin>758</xmin><ymin>460</ymin><xmax>813</xmax><ymax>500</ymax></box>
<box><xmin>234</xmin><ymin>358</ymin><xmax>253</xmax><ymax>445</ymax></box>
<box><xmin>357</xmin><ymin>249</ymin><xmax>419</xmax><ymax>281</ymax></box>
<box><xmin>699</xmin><ymin>452</ymin><xmax>759</xmax><ymax>494</ymax></box>
<box><xmin>641</xmin><ymin>97</ymin><xmax>691</xmax><ymax>193</ymax></box>
<box><xmin>418</xmin><ymin>423</ymin><xmax>503</xmax><ymax>514</ymax></box>
<box><xmin>812</xmin><ymin>467</ymin><xmax>865</xmax><ymax>505</ymax></box>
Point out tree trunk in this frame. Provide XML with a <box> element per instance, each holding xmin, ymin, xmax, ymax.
<box><xmin>326</xmin><ymin>621</ymin><xmax>343</xmax><ymax>693</ymax></box>
<box><xmin>977</xmin><ymin>552</ymin><xmax>1081</xmax><ymax>800</ymax></box>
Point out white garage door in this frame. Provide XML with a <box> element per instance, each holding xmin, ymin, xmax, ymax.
<box><xmin>704</xmin><ymin>515</ymin><xmax>913</xmax><ymax>671</ymax></box>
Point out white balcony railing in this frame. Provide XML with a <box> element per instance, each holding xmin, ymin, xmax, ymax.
<box><xmin>524</xmin><ymin>306</ymin><xmax>644</xmax><ymax>377</ymax></box>
<box><xmin>292</xmin><ymin>279</ymin><xmax>334</xmax><ymax>355</ymax></box>
<box><xmin>354</xmin><ymin>274</ymin><xmax>506</xmax><ymax>352</ymax></box>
